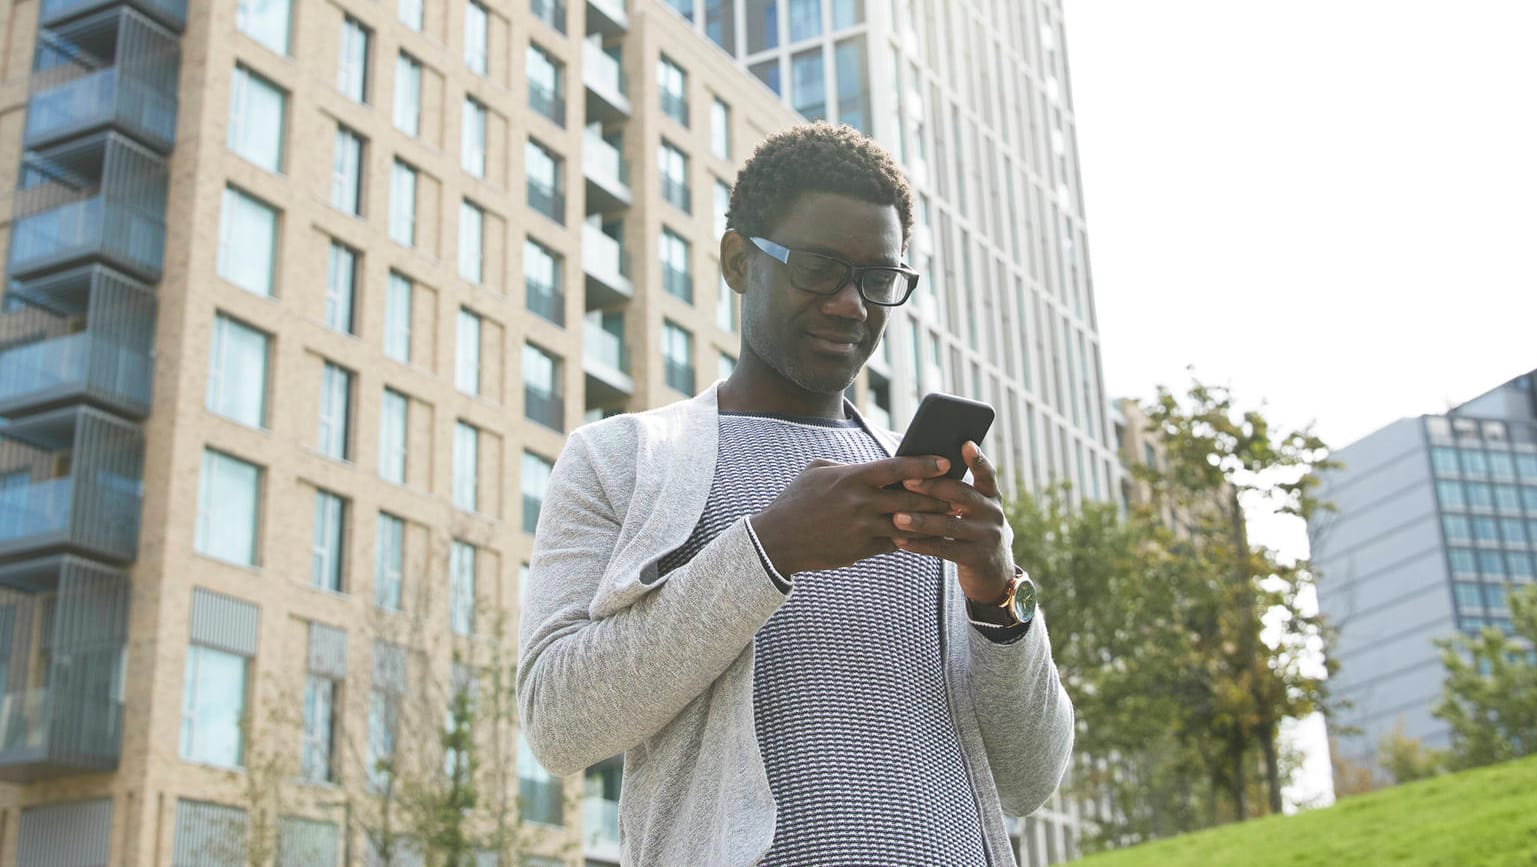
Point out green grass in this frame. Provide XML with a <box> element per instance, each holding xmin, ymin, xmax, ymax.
<box><xmin>1075</xmin><ymin>754</ymin><xmax>1537</xmax><ymax>867</ymax></box>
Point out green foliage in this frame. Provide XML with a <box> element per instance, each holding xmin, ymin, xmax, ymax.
<box><xmin>1377</xmin><ymin>720</ymin><xmax>1446</xmax><ymax>785</ymax></box>
<box><xmin>1074</xmin><ymin>753</ymin><xmax>1537</xmax><ymax>867</ymax></box>
<box><xmin>1434</xmin><ymin>583</ymin><xmax>1537</xmax><ymax>771</ymax></box>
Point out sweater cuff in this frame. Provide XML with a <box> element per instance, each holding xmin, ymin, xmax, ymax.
<box><xmin>968</xmin><ymin>616</ymin><xmax>1032</xmax><ymax>645</ymax></box>
<box><xmin>743</xmin><ymin>516</ymin><xmax>794</xmax><ymax>594</ymax></box>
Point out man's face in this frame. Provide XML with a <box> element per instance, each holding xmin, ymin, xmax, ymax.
<box><xmin>733</xmin><ymin>192</ymin><xmax>902</xmax><ymax>395</ymax></box>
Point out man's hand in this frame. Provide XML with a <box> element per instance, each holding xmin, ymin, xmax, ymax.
<box><xmin>890</xmin><ymin>442</ymin><xmax>1015</xmax><ymax>606</ymax></box>
<box><xmin>751</xmin><ymin>456</ymin><xmax>956</xmax><ymax>575</ymax></box>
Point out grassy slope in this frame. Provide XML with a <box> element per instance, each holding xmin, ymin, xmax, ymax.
<box><xmin>1074</xmin><ymin>754</ymin><xmax>1537</xmax><ymax>867</ymax></box>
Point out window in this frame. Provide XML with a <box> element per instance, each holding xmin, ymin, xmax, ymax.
<box><xmin>1449</xmin><ymin>547</ymin><xmax>1476</xmax><ymax>575</ymax></box>
<box><xmin>450</xmin><ymin>540</ymin><xmax>475</xmax><ymax>635</ymax></box>
<box><xmin>318</xmin><ymin>362</ymin><xmax>354</xmax><ymax>460</ymax></box>
<box><xmin>716</xmin><ymin>275</ymin><xmax>737</xmax><ymax>332</ymax></box>
<box><xmin>197</xmin><ymin>450</ymin><xmax>261</xmax><ymax>566</ymax></box>
<box><xmin>368</xmin><ymin>642</ymin><xmax>404</xmax><ymax>792</ymax></box>
<box><xmin>207</xmin><ymin>314</ymin><xmax>269</xmax><ymax>428</ymax></box>
<box><xmin>749</xmin><ymin>58</ymin><xmax>781</xmax><ymax>96</ymax></box>
<box><xmin>462</xmin><ymin>99</ymin><xmax>487</xmax><ymax>177</ymax></box>
<box><xmin>522</xmin><ymin>451</ymin><xmax>552</xmax><ymax>534</ymax></box>
<box><xmin>394</xmin><ymin>54</ymin><xmax>422</xmax><ymax>136</ymax></box>
<box><xmin>718</xmin><ymin>352</ymin><xmax>735</xmax><ymax>380</ymax></box>
<box><xmin>1488</xmin><ymin>451</ymin><xmax>1516</xmax><ymax>480</ymax></box>
<box><xmin>464</xmin><ymin>1</ymin><xmax>489</xmax><ymax>75</ymax></box>
<box><xmin>1431</xmin><ymin>447</ymin><xmax>1460</xmax><ymax>476</ymax></box>
<box><xmin>747</xmin><ymin>0</ymin><xmax>779</xmax><ymax>52</ymax></box>
<box><xmin>524</xmin><ymin>238</ymin><xmax>563</xmax><ymax>325</ymax></box>
<box><xmin>384</xmin><ymin>272</ymin><xmax>412</xmax><ymax>362</ymax></box>
<box><xmin>705</xmin><ymin>0</ymin><xmax>734</xmax><ymax>51</ymax></box>
<box><xmin>1454</xmin><ymin>582</ymin><xmax>1483</xmax><ymax>610</ymax></box>
<box><xmin>228</xmin><ymin>66</ymin><xmax>285</xmax><ymax>172</ymax></box>
<box><xmin>1473</xmin><ymin>516</ymin><xmax>1499</xmax><ymax>543</ymax></box>
<box><xmin>526</xmin><ymin>140</ymin><xmax>562</xmax><ymax>222</ymax></box>
<box><xmin>181</xmin><ymin>644</ymin><xmax>248</xmax><ymax>767</ymax></box>
<box><xmin>527</xmin><ymin>44</ymin><xmax>564</xmax><ymax>126</ymax></box>
<box><xmin>1436</xmin><ymin>481</ymin><xmax>1466</xmax><ymax>509</ymax></box>
<box><xmin>1495</xmin><ymin>484</ymin><xmax>1522</xmax><ymax>512</ymax></box>
<box><xmin>832</xmin><ymin>0</ymin><xmax>861</xmax><ymax>28</ymax></box>
<box><xmin>379</xmin><ymin>388</ymin><xmax>408</xmax><ymax>484</ymax></box>
<box><xmin>658</xmin><ymin>56</ymin><xmax>688</xmax><ymax>125</ymax></box>
<box><xmin>1442</xmin><ymin>514</ymin><xmax>1471</xmax><ymax>543</ymax></box>
<box><xmin>398</xmin><ymin>0</ymin><xmax>423</xmax><ymax>30</ymax></box>
<box><xmin>376</xmin><ymin>512</ymin><xmax>404</xmax><ymax>610</ymax></box>
<box><xmin>659</xmin><ymin>141</ymin><xmax>690</xmax><ymax>213</ymax></box>
<box><xmin>713</xmin><ymin>179</ymin><xmax>730</xmax><ymax>238</ymax></box>
<box><xmin>1509</xmin><ymin>552</ymin><xmax>1535</xmax><ymax>579</ymax></box>
<box><xmin>519</xmin><ymin>732</ymin><xmax>563</xmax><ymax>825</ymax></box>
<box><xmin>710</xmin><ymin>98</ymin><xmax>730</xmax><ymax>159</ymax></box>
<box><xmin>389</xmin><ymin>161</ymin><xmax>417</xmax><ymax>246</ymax></box>
<box><xmin>237</xmin><ymin>0</ymin><xmax>290</xmax><ymax>54</ymax></box>
<box><xmin>455</xmin><ymin>308</ymin><xmax>482</xmax><ymax>395</ymax></box>
<box><xmin>331</xmin><ymin>127</ymin><xmax>364</xmax><ymax>215</ymax></box>
<box><xmin>338</xmin><ymin>16</ymin><xmax>370</xmax><ymax>101</ymax></box>
<box><xmin>1501</xmin><ymin>517</ymin><xmax>1527</xmax><ymax>545</ymax></box>
<box><xmin>663</xmin><ymin>0</ymin><xmax>692</xmax><ymax>20</ymax></box>
<box><xmin>660</xmin><ymin>229</ymin><xmax>691</xmax><ymax>302</ymax></box>
<box><xmin>663</xmin><ymin>320</ymin><xmax>693</xmax><ymax>394</ymax></box>
<box><xmin>325</xmin><ymin>242</ymin><xmax>358</xmax><ymax>334</ymax></box>
<box><xmin>523</xmin><ymin>343</ymin><xmax>561</xmax><ymax>431</ymax></box>
<box><xmin>792</xmin><ymin>48</ymin><xmax>825</xmax><ymax>120</ymax></box>
<box><xmin>312</xmin><ymin>490</ymin><xmax>347</xmax><ymax>591</ymax></box>
<box><xmin>453</xmin><ymin>421</ymin><xmax>479</xmax><ymax>511</ymax></box>
<box><xmin>1479</xmin><ymin>550</ymin><xmax>1506</xmax><ymax>576</ymax></box>
<box><xmin>1461</xmin><ymin>449</ymin><xmax>1490</xmax><ymax>477</ymax></box>
<box><xmin>532</xmin><ymin>0</ymin><xmax>563</xmax><ymax>31</ymax></box>
<box><xmin>789</xmin><ymin>0</ymin><xmax>820</xmax><ymax>40</ymax></box>
<box><xmin>301</xmin><ymin>673</ymin><xmax>338</xmax><ymax>782</ymax></box>
<box><xmin>458</xmin><ymin>200</ymin><xmax>484</xmax><ymax>284</ymax></box>
<box><xmin>1468</xmin><ymin>483</ymin><xmax>1495</xmax><ymax>510</ymax></box>
<box><xmin>1517</xmin><ymin>453</ymin><xmax>1537</xmax><ymax>481</ymax></box>
<box><xmin>834</xmin><ymin>37</ymin><xmax>869</xmax><ymax>133</ymax></box>
<box><xmin>217</xmin><ymin>187</ymin><xmax>279</xmax><ymax>297</ymax></box>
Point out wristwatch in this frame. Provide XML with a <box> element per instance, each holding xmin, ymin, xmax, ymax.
<box><xmin>972</xmin><ymin>565</ymin><xmax>1037</xmax><ymax>627</ymax></box>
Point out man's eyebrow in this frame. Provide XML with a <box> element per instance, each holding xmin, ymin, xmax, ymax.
<box><xmin>781</xmin><ymin>240</ymin><xmax>901</xmax><ymax>267</ymax></box>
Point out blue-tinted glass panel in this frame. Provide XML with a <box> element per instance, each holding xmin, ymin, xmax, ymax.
<box><xmin>1467</xmin><ymin>483</ymin><xmax>1494</xmax><ymax>509</ymax></box>
<box><xmin>1453</xmin><ymin>582</ymin><xmax>1482</xmax><ymax>610</ymax></box>
<box><xmin>1461</xmin><ymin>449</ymin><xmax>1489</xmax><ymax>477</ymax></box>
<box><xmin>1431</xmin><ymin>447</ymin><xmax>1459</xmax><ymax>476</ymax></box>
<box><xmin>1473</xmin><ymin>517</ymin><xmax>1499</xmax><ymax>542</ymax></box>
<box><xmin>1436</xmin><ymin>481</ymin><xmax>1465</xmax><ymax>509</ymax></box>
<box><xmin>1442</xmin><ymin>514</ymin><xmax>1471</xmax><ymax>542</ymax></box>
<box><xmin>1449</xmin><ymin>548</ymin><xmax>1476</xmax><ymax>575</ymax></box>
<box><xmin>1478</xmin><ymin>550</ymin><xmax>1505</xmax><ymax>575</ymax></box>
<box><xmin>1487</xmin><ymin>451</ymin><xmax>1516</xmax><ymax>480</ymax></box>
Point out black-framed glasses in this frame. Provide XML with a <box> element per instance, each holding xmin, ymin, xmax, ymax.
<box><xmin>748</xmin><ymin>236</ymin><xmax>921</xmax><ymax>307</ymax></box>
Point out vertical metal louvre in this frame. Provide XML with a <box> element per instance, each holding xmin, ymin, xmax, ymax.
<box><xmin>172</xmin><ymin>799</ymin><xmax>247</xmax><ymax>867</ymax></box>
<box><xmin>47</xmin><ymin>556</ymin><xmax>128</xmax><ymax>765</ymax></box>
<box><xmin>189</xmin><ymin>588</ymin><xmax>258</xmax><ymax>657</ymax></box>
<box><xmin>17</xmin><ymin>797</ymin><xmax>112</xmax><ymax>866</ymax></box>
<box><xmin>371</xmin><ymin>640</ymin><xmax>407</xmax><ymax>693</ymax></box>
<box><xmin>277</xmin><ymin>816</ymin><xmax>340</xmax><ymax>867</ymax></box>
<box><xmin>69</xmin><ymin>405</ymin><xmax>144</xmax><ymax>562</ymax></box>
<box><xmin>307</xmin><ymin>622</ymin><xmax>347</xmax><ymax>679</ymax></box>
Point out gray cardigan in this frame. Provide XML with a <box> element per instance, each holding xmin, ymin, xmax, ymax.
<box><xmin>516</xmin><ymin>384</ymin><xmax>1075</xmax><ymax>866</ymax></box>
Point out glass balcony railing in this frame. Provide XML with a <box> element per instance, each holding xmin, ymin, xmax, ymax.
<box><xmin>583</xmin><ymin>796</ymin><xmax>620</xmax><ymax>849</ymax></box>
<box><xmin>531</xmin><ymin>0</ymin><xmax>565</xmax><ymax>32</ymax></box>
<box><xmin>528</xmin><ymin>183</ymin><xmax>565</xmax><ymax>225</ymax></box>
<box><xmin>583</xmin><ymin>320</ymin><xmax>629</xmax><ymax>374</ymax></box>
<box><xmin>583</xmin><ymin>133</ymin><xmax>630</xmax><ymax>197</ymax></box>
<box><xmin>0</xmin><ymin>478</ymin><xmax>73</xmax><ymax>543</ymax></box>
<box><xmin>524</xmin><ymin>387</ymin><xmax>564</xmax><ymax>432</ymax></box>
<box><xmin>526</xmin><ymin>280</ymin><xmax>565</xmax><ymax>327</ymax></box>
<box><xmin>7</xmin><ymin>196</ymin><xmax>166</xmax><ymax>282</ymax></box>
<box><xmin>529</xmin><ymin>83</ymin><xmax>566</xmax><ymax>127</ymax></box>
<box><xmin>582</xmin><ymin>40</ymin><xmax>628</xmax><ymax>102</ymax></box>
<box><xmin>520</xmin><ymin>776</ymin><xmax>564</xmax><ymax>826</ymax></box>
<box><xmin>0</xmin><ymin>688</ymin><xmax>123</xmax><ymax>774</ymax></box>
<box><xmin>0</xmin><ymin>333</ymin><xmax>153</xmax><ymax>418</ymax></box>
<box><xmin>664</xmin><ymin>360</ymin><xmax>695</xmax><ymax>395</ymax></box>
<box><xmin>26</xmin><ymin>68</ymin><xmax>178</xmax><ymax>153</ymax></box>
<box><xmin>41</xmin><ymin>0</ymin><xmax>186</xmax><ymax>31</ymax></box>
<box><xmin>586</xmin><ymin>0</ymin><xmax>627</xmax><ymax>32</ymax></box>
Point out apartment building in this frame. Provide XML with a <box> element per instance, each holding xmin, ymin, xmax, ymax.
<box><xmin>0</xmin><ymin>0</ymin><xmax>803</xmax><ymax>861</ymax></box>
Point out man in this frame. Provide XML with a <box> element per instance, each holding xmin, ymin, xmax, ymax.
<box><xmin>517</xmin><ymin>123</ymin><xmax>1073</xmax><ymax>865</ymax></box>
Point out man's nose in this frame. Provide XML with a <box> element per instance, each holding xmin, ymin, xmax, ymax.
<box><xmin>820</xmin><ymin>278</ymin><xmax>868</xmax><ymax>321</ymax></box>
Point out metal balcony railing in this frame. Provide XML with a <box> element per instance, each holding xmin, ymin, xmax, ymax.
<box><xmin>27</xmin><ymin>8</ymin><xmax>181</xmax><ymax>153</ymax></box>
<box><xmin>0</xmin><ymin>265</ymin><xmax>157</xmax><ymax>420</ymax></box>
<box><xmin>0</xmin><ymin>406</ymin><xmax>143</xmax><ymax>564</ymax></box>
<box><xmin>8</xmin><ymin>132</ymin><xmax>169</xmax><ymax>282</ymax></box>
<box><xmin>40</xmin><ymin>0</ymin><xmax>186</xmax><ymax>33</ymax></box>
<box><xmin>0</xmin><ymin>555</ymin><xmax>128</xmax><ymax>780</ymax></box>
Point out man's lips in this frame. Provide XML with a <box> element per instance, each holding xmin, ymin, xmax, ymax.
<box><xmin>806</xmin><ymin>332</ymin><xmax>864</xmax><ymax>353</ymax></box>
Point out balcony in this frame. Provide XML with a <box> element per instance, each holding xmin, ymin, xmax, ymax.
<box><xmin>0</xmin><ymin>266</ymin><xmax>156</xmax><ymax>420</ymax></box>
<box><xmin>0</xmin><ymin>405</ymin><xmax>143</xmax><ymax>565</ymax></box>
<box><xmin>531</xmin><ymin>0</ymin><xmax>565</xmax><ymax>32</ymax></box>
<box><xmin>527</xmin><ymin>181</ymin><xmax>565</xmax><ymax>225</ymax></box>
<box><xmin>0</xmin><ymin>555</ymin><xmax>128</xmax><ymax>781</ymax></box>
<box><xmin>27</xmin><ymin>9</ymin><xmax>180</xmax><ymax>154</ymax></box>
<box><xmin>529</xmin><ymin>82</ymin><xmax>566</xmax><ymax>128</ymax></box>
<box><xmin>585</xmin><ymin>0</ymin><xmax>627</xmax><ymax>37</ymax></box>
<box><xmin>8</xmin><ymin>132</ymin><xmax>169</xmax><ymax>283</ymax></box>
<box><xmin>583</xmin><ymin>796</ymin><xmax>621</xmax><ymax>860</ymax></box>
<box><xmin>526</xmin><ymin>279</ymin><xmax>565</xmax><ymax>327</ymax></box>
<box><xmin>40</xmin><ymin>0</ymin><xmax>185</xmax><ymax>32</ymax></box>
<box><xmin>582</xmin><ymin>40</ymin><xmax>630</xmax><ymax>122</ymax></box>
<box><xmin>583</xmin><ymin>314</ymin><xmax>632</xmax><ymax>406</ymax></box>
<box><xmin>582</xmin><ymin>131</ymin><xmax>631</xmax><ymax>213</ymax></box>
<box><xmin>664</xmin><ymin>360</ymin><xmax>695</xmax><ymax>396</ymax></box>
<box><xmin>524</xmin><ymin>386</ymin><xmax>564</xmax><ymax>433</ymax></box>
<box><xmin>581</xmin><ymin>223</ymin><xmax>632</xmax><ymax>307</ymax></box>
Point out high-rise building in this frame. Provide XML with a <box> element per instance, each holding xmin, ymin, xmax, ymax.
<box><xmin>1311</xmin><ymin>368</ymin><xmax>1537</xmax><ymax>779</ymax></box>
<box><xmin>0</xmin><ymin>0</ymin><xmax>806</xmax><ymax>861</ymax></box>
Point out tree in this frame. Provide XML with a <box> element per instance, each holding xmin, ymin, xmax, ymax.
<box><xmin>1376</xmin><ymin>720</ymin><xmax>1445</xmax><ymax>785</ymax></box>
<box><xmin>1433</xmin><ymin>582</ymin><xmax>1537</xmax><ymax>770</ymax></box>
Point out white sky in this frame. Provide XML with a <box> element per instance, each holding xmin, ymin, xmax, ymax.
<box><xmin>1061</xmin><ymin>0</ymin><xmax>1537</xmax><ymax>809</ymax></box>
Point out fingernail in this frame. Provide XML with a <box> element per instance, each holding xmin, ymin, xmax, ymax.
<box><xmin>893</xmin><ymin>537</ymin><xmax>908</xmax><ymax>548</ymax></box>
<box><xmin>935</xmin><ymin>458</ymin><xmax>950</xmax><ymax>473</ymax></box>
<box><xmin>903</xmin><ymin>479</ymin><xmax>922</xmax><ymax>490</ymax></box>
<box><xmin>894</xmin><ymin>513</ymin><xmax>912</xmax><ymax>528</ymax></box>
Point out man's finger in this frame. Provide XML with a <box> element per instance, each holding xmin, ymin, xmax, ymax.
<box><xmin>862</xmin><ymin>455</ymin><xmax>950</xmax><ymax>487</ymax></box>
<box><xmin>871</xmin><ymin>489</ymin><xmax>954</xmax><ymax>515</ymax></box>
<box><xmin>892</xmin><ymin>511</ymin><xmax>991</xmax><ymax>542</ymax></box>
<box><xmin>901</xmin><ymin>476</ymin><xmax>993</xmax><ymax>516</ymax></box>
<box><xmin>962</xmin><ymin>441</ymin><xmax>999</xmax><ymax>499</ymax></box>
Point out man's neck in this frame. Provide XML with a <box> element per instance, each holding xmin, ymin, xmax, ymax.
<box><xmin>718</xmin><ymin>361</ymin><xmax>849</xmax><ymax>419</ymax></box>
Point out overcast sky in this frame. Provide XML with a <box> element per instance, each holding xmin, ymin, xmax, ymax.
<box><xmin>1060</xmin><ymin>0</ymin><xmax>1537</xmax><ymax>807</ymax></box>
<box><xmin>1064</xmin><ymin>0</ymin><xmax>1537</xmax><ymax>455</ymax></box>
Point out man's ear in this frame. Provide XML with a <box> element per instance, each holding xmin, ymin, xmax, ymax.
<box><xmin>720</xmin><ymin>229</ymin><xmax>750</xmax><ymax>295</ymax></box>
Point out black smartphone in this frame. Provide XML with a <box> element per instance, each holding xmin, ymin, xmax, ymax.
<box><xmin>885</xmin><ymin>393</ymin><xmax>995</xmax><ymax>488</ymax></box>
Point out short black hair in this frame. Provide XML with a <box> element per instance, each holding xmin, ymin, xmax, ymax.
<box><xmin>726</xmin><ymin>122</ymin><xmax>914</xmax><ymax>251</ymax></box>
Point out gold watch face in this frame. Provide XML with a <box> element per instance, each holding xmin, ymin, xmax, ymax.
<box><xmin>1011</xmin><ymin>576</ymin><xmax>1038</xmax><ymax>624</ymax></box>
